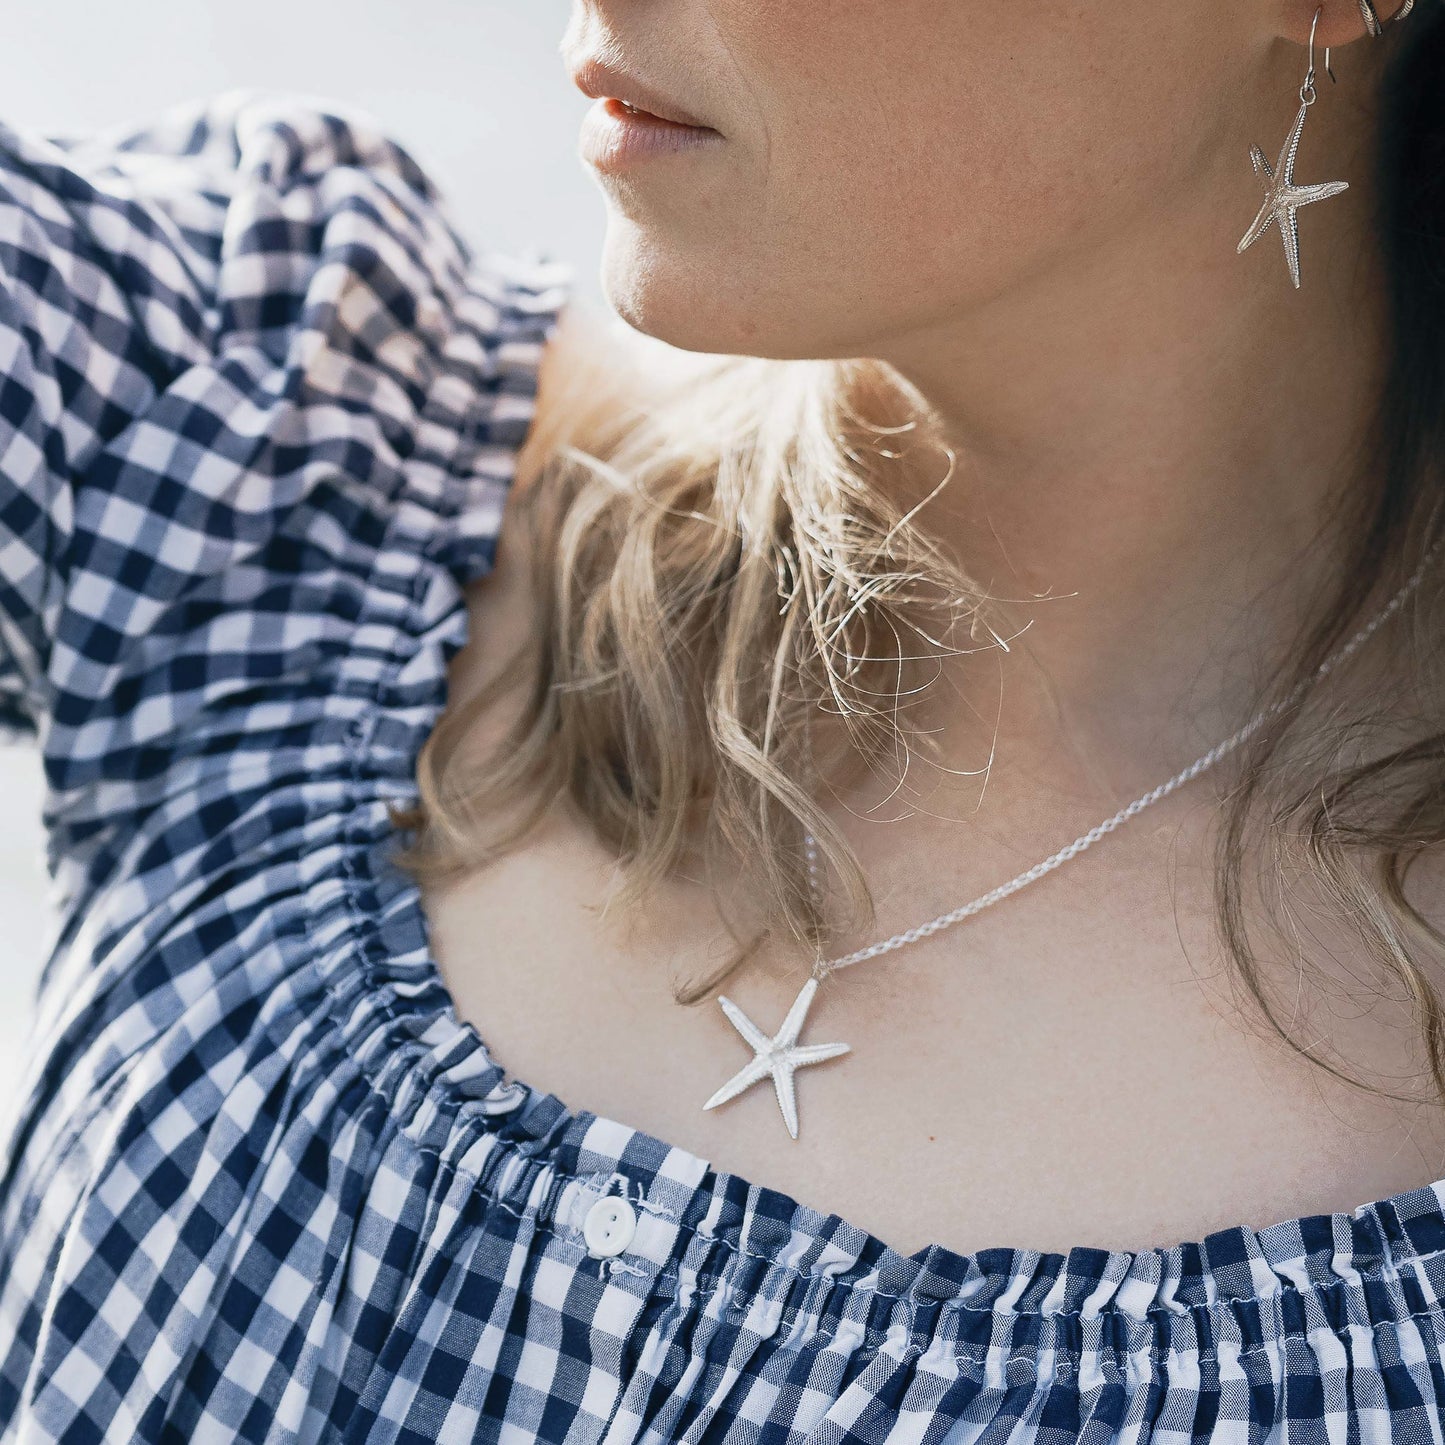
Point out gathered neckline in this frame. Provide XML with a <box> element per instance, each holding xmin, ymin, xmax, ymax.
<box><xmin>332</xmin><ymin>793</ymin><xmax>1445</xmax><ymax>1334</ymax></box>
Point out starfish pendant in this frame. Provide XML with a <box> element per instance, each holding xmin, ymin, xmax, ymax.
<box><xmin>1237</xmin><ymin>101</ymin><xmax>1349</xmax><ymax>289</ymax></box>
<box><xmin>702</xmin><ymin>975</ymin><xmax>850</xmax><ymax>1139</ymax></box>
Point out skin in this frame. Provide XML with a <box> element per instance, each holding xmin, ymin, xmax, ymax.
<box><xmin>559</xmin><ymin>0</ymin><xmax>1401</xmax><ymax>782</ymax></box>
<box><xmin>424</xmin><ymin>1</ymin><xmax>1445</xmax><ymax>1257</ymax></box>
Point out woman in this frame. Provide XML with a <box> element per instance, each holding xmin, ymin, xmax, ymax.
<box><xmin>2</xmin><ymin>0</ymin><xmax>1444</xmax><ymax>1437</ymax></box>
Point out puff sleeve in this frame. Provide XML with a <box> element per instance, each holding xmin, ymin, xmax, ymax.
<box><xmin>0</xmin><ymin>87</ymin><xmax>571</xmax><ymax>922</ymax></box>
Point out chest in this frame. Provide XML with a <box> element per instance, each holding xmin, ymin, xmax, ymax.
<box><xmin>420</xmin><ymin>787</ymin><xmax>1445</xmax><ymax>1264</ymax></box>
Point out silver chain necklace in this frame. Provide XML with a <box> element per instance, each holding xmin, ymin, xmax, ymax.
<box><xmin>700</xmin><ymin>540</ymin><xmax>1444</xmax><ymax>1138</ymax></box>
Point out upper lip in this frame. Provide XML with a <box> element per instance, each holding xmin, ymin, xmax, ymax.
<box><xmin>570</xmin><ymin>57</ymin><xmax>716</xmax><ymax>130</ymax></box>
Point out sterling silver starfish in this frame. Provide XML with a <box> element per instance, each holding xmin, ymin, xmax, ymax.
<box><xmin>702</xmin><ymin>975</ymin><xmax>850</xmax><ymax>1139</ymax></box>
<box><xmin>1237</xmin><ymin>101</ymin><xmax>1349</xmax><ymax>289</ymax></box>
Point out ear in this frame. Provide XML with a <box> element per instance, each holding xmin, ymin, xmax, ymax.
<box><xmin>1276</xmin><ymin>0</ymin><xmax>1411</xmax><ymax>50</ymax></box>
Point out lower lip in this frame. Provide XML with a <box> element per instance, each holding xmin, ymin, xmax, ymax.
<box><xmin>579</xmin><ymin>96</ymin><xmax>724</xmax><ymax>171</ymax></box>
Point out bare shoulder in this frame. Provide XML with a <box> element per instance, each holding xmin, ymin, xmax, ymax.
<box><xmin>514</xmin><ymin>301</ymin><xmax>602</xmax><ymax>492</ymax></box>
<box><xmin>514</xmin><ymin>300</ymin><xmax>670</xmax><ymax>493</ymax></box>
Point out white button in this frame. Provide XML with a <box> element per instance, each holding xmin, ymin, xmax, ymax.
<box><xmin>583</xmin><ymin>1195</ymin><xmax>637</xmax><ymax>1258</ymax></box>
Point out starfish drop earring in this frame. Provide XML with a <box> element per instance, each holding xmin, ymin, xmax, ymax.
<box><xmin>1237</xmin><ymin>5</ymin><xmax>1350</xmax><ymax>289</ymax></box>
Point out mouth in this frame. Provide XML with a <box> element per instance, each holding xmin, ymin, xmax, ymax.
<box><xmin>610</xmin><ymin>98</ymin><xmax>690</xmax><ymax>126</ymax></box>
<box><xmin>601</xmin><ymin>97</ymin><xmax>712</xmax><ymax>131</ymax></box>
<box><xmin>569</xmin><ymin>56</ymin><xmax>718</xmax><ymax>133</ymax></box>
<box><xmin>578</xmin><ymin>95</ymin><xmax>726</xmax><ymax>170</ymax></box>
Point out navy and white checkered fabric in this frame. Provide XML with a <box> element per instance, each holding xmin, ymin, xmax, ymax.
<box><xmin>1</xmin><ymin>88</ymin><xmax>1444</xmax><ymax>1445</ymax></box>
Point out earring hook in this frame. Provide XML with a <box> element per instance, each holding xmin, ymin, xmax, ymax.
<box><xmin>1303</xmin><ymin>5</ymin><xmax>1338</xmax><ymax>104</ymax></box>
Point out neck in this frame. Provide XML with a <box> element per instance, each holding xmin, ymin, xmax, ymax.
<box><xmin>868</xmin><ymin>65</ymin><xmax>1395</xmax><ymax>804</ymax></box>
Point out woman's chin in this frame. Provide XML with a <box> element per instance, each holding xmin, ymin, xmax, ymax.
<box><xmin>592</xmin><ymin>227</ymin><xmax>781</xmax><ymax>357</ymax></box>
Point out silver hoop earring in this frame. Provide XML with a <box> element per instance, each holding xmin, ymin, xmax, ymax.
<box><xmin>1358</xmin><ymin>0</ymin><xmax>1416</xmax><ymax>36</ymax></box>
<box><xmin>1236</xmin><ymin>6</ymin><xmax>1350</xmax><ymax>289</ymax></box>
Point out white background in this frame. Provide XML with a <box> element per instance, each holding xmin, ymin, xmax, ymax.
<box><xmin>0</xmin><ymin>0</ymin><xmax>608</xmax><ymax>1112</ymax></box>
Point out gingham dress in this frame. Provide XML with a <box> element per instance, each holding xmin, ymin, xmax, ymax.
<box><xmin>0</xmin><ymin>89</ymin><xmax>1443</xmax><ymax>1445</ymax></box>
